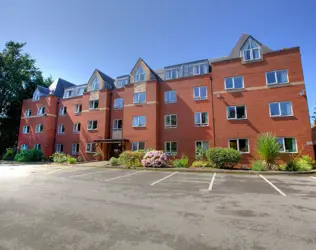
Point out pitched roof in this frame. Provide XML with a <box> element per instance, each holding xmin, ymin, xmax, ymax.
<box><xmin>130</xmin><ymin>58</ymin><xmax>160</xmax><ymax>81</ymax></box>
<box><xmin>37</xmin><ymin>85</ymin><xmax>50</xmax><ymax>95</ymax></box>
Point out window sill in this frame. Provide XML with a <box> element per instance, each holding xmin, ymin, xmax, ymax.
<box><xmin>279</xmin><ymin>151</ymin><xmax>298</xmax><ymax>154</ymax></box>
<box><xmin>88</xmin><ymin>129</ymin><xmax>98</xmax><ymax>131</ymax></box>
<box><xmin>58</xmin><ymin>133</ymin><xmax>65</xmax><ymax>135</ymax></box>
<box><xmin>113</xmin><ymin>107</ymin><xmax>123</xmax><ymax>110</ymax></box>
<box><xmin>164</xmin><ymin>102</ymin><xmax>177</xmax><ymax>104</ymax></box>
<box><xmin>225</xmin><ymin>88</ymin><xmax>245</xmax><ymax>92</ymax></box>
<box><xmin>194</xmin><ymin>98</ymin><xmax>208</xmax><ymax>101</ymax></box>
<box><xmin>241</xmin><ymin>58</ymin><xmax>263</xmax><ymax>64</ymax></box>
<box><xmin>86</xmin><ymin>151</ymin><xmax>96</xmax><ymax>154</ymax></box>
<box><xmin>270</xmin><ymin>115</ymin><xmax>293</xmax><ymax>118</ymax></box>
<box><xmin>195</xmin><ymin>124</ymin><xmax>209</xmax><ymax>127</ymax></box>
<box><xmin>35</xmin><ymin>132</ymin><xmax>43</xmax><ymax>134</ymax></box>
<box><xmin>89</xmin><ymin>108</ymin><xmax>99</xmax><ymax>111</ymax></box>
<box><xmin>165</xmin><ymin>126</ymin><xmax>177</xmax><ymax>129</ymax></box>
<box><xmin>227</xmin><ymin>118</ymin><xmax>247</xmax><ymax>121</ymax></box>
<box><xmin>267</xmin><ymin>83</ymin><xmax>290</xmax><ymax>88</ymax></box>
<box><xmin>113</xmin><ymin>129</ymin><xmax>122</xmax><ymax>131</ymax></box>
<box><xmin>165</xmin><ymin>153</ymin><xmax>178</xmax><ymax>156</ymax></box>
<box><xmin>133</xmin><ymin>126</ymin><xmax>146</xmax><ymax>128</ymax></box>
<box><xmin>75</xmin><ymin>112</ymin><xmax>81</xmax><ymax>116</ymax></box>
<box><xmin>133</xmin><ymin>102</ymin><xmax>146</xmax><ymax>105</ymax></box>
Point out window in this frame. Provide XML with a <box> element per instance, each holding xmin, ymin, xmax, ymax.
<box><xmin>33</xmin><ymin>92</ymin><xmax>40</xmax><ymax>101</ymax></box>
<box><xmin>195</xmin><ymin>141</ymin><xmax>209</xmax><ymax>151</ymax></box>
<box><xmin>75</xmin><ymin>104</ymin><xmax>82</xmax><ymax>114</ymax></box>
<box><xmin>277</xmin><ymin>138</ymin><xmax>297</xmax><ymax>153</ymax></box>
<box><xmin>60</xmin><ymin>106</ymin><xmax>67</xmax><ymax>116</ymax></box>
<box><xmin>72</xmin><ymin>144</ymin><xmax>80</xmax><ymax>154</ymax></box>
<box><xmin>134</xmin><ymin>66</ymin><xmax>146</xmax><ymax>82</ymax></box>
<box><xmin>78</xmin><ymin>88</ymin><xmax>85</xmax><ymax>95</ymax></box>
<box><xmin>113</xmin><ymin>119</ymin><xmax>122</xmax><ymax>131</ymax></box>
<box><xmin>194</xmin><ymin>112</ymin><xmax>208</xmax><ymax>126</ymax></box>
<box><xmin>164</xmin><ymin>114</ymin><xmax>177</xmax><ymax>128</ymax></box>
<box><xmin>56</xmin><ymin>144</ymin><xmax>63</xmax><ymax>153</ymax></box>
<box><xmin>21</xmin><ymin>144</ymin><xmax>28</xmax><ymax>150</ymax></box>
<box><xmin>226</xmin><ymin>106</ymin><xmax>246</xmax><ymax>120</ymax></box>
<box><xmin>89</xmin><ymin>100</ymin><xmax>99</xmax><ymax>109</ymax></box>
<box><xmin>164</xmin><ymin>141</ymin><xmax>177</xmax><ymax>156</ymax></box>
<box><xmin>117</xmin><ymin>78</ymin><xmax>128</xmax><ymax>88</ymax></box>
<box><xmin>241</xmin><ymin>38</ymin><xmax>261</xmax><ymax>61</ymax></box>
<box><xmin>22</xmin><ymin>126</ymin><xmax>30</xmax><ymax>134</ymax></box>
<box><xmin>192</xmin><ymin>63</ymin><xmax>208</xmax><ymax>75</ymax></box>
<box><xmin>86</xmin><ymin>143</ymin><xmax>96</xmax><ymax>153</ymax></box>
<box><xmin>266</xmin><ymin>70</ymin><xmax>289</xmax><ymax>85</ymax></box>
<box><xmin>34</xmin><ymin>144</ymin><xmax>41</xmax><ymax>150</ymax></box>
<box><xmin>229</xmin><ymin>139</ymin><xmax>249</xmax><ymax>153</ymax></box>
<box><xmin>64</xmin><ymin>90</ymin><xmax>73</xmax><ymax>98</ymax></box>
<box><xmin>37</xmin><ymin>106</ymin><xmax>45</xmax><ymax>116</ymax></box>
<box><xmin>114</xmin><ymin>98</ymin><xmax>124</xmax><ymax>109</ymax></box>
<box><xmin>58</xmin><ymin>124</ymin><xmax>65</xmax><ymax>134</ymax></box>
<box><xmin>25</xmin><ymin>109</ymin><xmax>31</xmax><ymax>117</ymax></box>
<box><xmin>131</xmin><ymin>142</ymin><xmax>145</xmax><ymax>151</ymax></box>
<box><xmin>225</xmin><ymin>76</ymin><xmax>244</xmax><ymax>89</ymax></box>
<box><xmin>88</xmin><ymin>120</ymin><xmax>98</xmax><ymax>130</ymax></box>
<box><xmin>165</xmin><ymin>68</ymin><xmax>179</xmax><ymax>80</ymax></box>
<box><xmin>73</xmin><ymin>123</ymin><xmax>81</xmax><ymax>133</ymax></box>
<box><xmin>132</xmin><ymin>116</ymin><xmax>146</xmax><ymax>127</ymax></box>
<box><xmin>91</xmin><ymin>77</ymin><xmax>100</xmax><ymax>91</ymax></box>
<box><xmin>193</xmin><ymin>86</ymin><xmax>207</xmax><ymax>100</ymax></box>
<box><xmin>269</xmin><ymin>102</ymin><xmax>293</xmax><ymax>117</ymax></box>
<box><xmin>164</xmin><ymin>90</ymin><xmax>177</xmax><ymax>104</ymax></box>
<box><xmin>133</xmin><ymin>92</ymin><xmax>146</xmax><ymax>104</ymax></box>
<box><xmin>35</xmin><ymin>124</ymin><xmax>43</xmax><ymax>133</ymax></box>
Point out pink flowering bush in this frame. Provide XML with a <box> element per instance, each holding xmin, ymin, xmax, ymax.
<box><xmin>141</xmin><ymin>150</ymin><xmax>168</xmax><ymax>168</ymax></box>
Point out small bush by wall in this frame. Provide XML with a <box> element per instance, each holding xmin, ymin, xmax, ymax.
<box><xmin>172</xmin><ymin>155</ymin><xmax>189</xmax><ymax>168</ymax></box>
<box><xmin>191</xmin><ymin>160</ymin><xmax>210</xmax><ymax>168</ymax></box>
<box><xmin>251</xmin><ymin>160</ymin><xmax>266</xmax><ymax>171</ymax></box>
<box><xmin>50</xmin><ymin>152</ymin><xmax>78</xmax><ymax>164</ymax></box>
<box><xmin>141</xmin><ymin>150</ymin><xmax>167</xmax><ymax>168</ymax></box>
<box><xmin>3</xmin><ymin>148</ymin><xmax>16</xmax><ymax>161</ymax></box>
<box><xmin>206</xmin><ymin>148</ymin><xmax>241</xmax><ymax>169</ymax></box>
<box><xmin>119</xmin><ymin>150</ymin><xmax>145</xmax><ymax>168</ymax></box>
<box><xmin>285</xmin><ymin>155</ymin><xmax>315</xmax><ymax>172</ymax></box>
<box><xmin>110</xmin><ymin>157</ymin><xmax>119</xmax><ymax>166</ymax></box>
<box><xmin>14</xmin><ymin>149</ymin><xmax>45</xmax><ymax>162</ymax></box>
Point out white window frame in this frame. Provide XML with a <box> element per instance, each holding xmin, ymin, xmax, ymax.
<box><xmin>165</xmin><ymin>68</ymin><xmax>179</xmax><ymax>80</ymax></box>
<box><xmin>34</xmin><ymin>144</ymin><xmax>41</xmax><ymax>150</ymax></box>
<box><xmin>131</xmin><ymin>142</ymin><xmax>145</xmax><ymax>151</ymax></box>
<box><xmin>224</xmin><ymin>76</ymin><xmax>244</xmax><ymax>90</ymax></box>
<box><xmin>37</xmin><ymin>106</ymin><xmax>45</xmax><ymax>116</ymax></box>
<box><xmin>164</xmin><ymin>141</ymin><xmax>178</xmax><ymax>156</ymax></box>
<box><xmin>164</xmin><ymin>90</ymin><xmax>177</xmax><ymax>104</ymax></box>
<box><xmin>192</xmin><ymin>63</ymin><xmax>208</xmax><ymax>76</ymax></box>
<box><xmin>58</xmin><ymin>124</ymin><xmax>65</xmax><ymax>134</ymax></box>
<box><xmin>25</xmin><ymin>109</ymin><xmax>32</xmax><ymax>117</ymax></box>
<box><xmin>72</xmin><ymin>143</ymin><xmax>80</xmax><ymax>155</ymax></box>
<box><xmin>113</xmin><ymin>119</ymin><xmax>122</xmax><ymax>131</ymax></box>
<box><xmin>194</xmin><ymin>112</ymin><xmax>209</xmax><ymax>127</ymax></box>
<box><xmin>195</xmin><ymin>141</ymin><xmax>210</xmax><ymax>151</ymax></box>
<box><xmin>241</xmin><ymin>38</ymin><xmax>261</xmax><ymax>61</ymax></box>
<box><xmin>277</xmin><ymin>137</ymin><xmax>297</xmax><ymax>153</ymax></box>
<box><xmin>164</xmin><ymin>114</ymin><xmax>177</xmax><ymax>128</ymax></box>
<box><xmin>73</xmin><ymin>123</ymin><xmax>80</xmax><ymax>133</ymax></box>
<box><xmin>193</xmin><ymin>86</ymin><xmax>208</xmax><ymax>101</ymax></box>
<box><xmin>266</xmin><ymin>70</ymin><xmax>289</xmax><ymax>85</ymax></box>
<box><xmin>86</xmin><ymin>143</ymin><xmax>96</xmax><ymax>153</ymax></box>
<box><xmin>132</xmin><ymin>116</ymin><xmax>146</xmax><ymax>127</ymax></box>
<box><xmin>89</xmin><ymin>100</ymin><xmax>99</xmax><ymax>110</ymax></box>
<box><xmin>134</xmin><ymin>67</ymin><xmax>146</xmax><ymax>82</ymax></box>
<box><xmin>91</xmin><ymin>77</ymin><xmax>100</xmax><ymax>91</ymax></box>
<box><xmin>88</xmin><ymin>120</ymin><xmax>98</xmax><ymax>130</ymax></box>
<box><xmin>269</xmin><ymin>101</ymin><xmax>293</xmax><ymax>117</ymax></box>
<box><xmin>133</xmin><ymin>92</ymin><xmax>146</xmax><ymax>104</ymax></box>
<box><xmin>56</xmin><ymin>144</ymin><xmax>63</xmax><ymax>153</ymax></box>
<box><xmin>35</xmin><ymin>124</ymin><xmax>43</xmax><ymax>133</ymax></box>
<box><xmin>60</xmin><ymin>106</ymin><xmax>67</xmax><ymax>116</ymax></box>
<box><xmin>64</xmin><ymin>89</ymin><xmax>73</xmax><ymax>98</ymax></box>
<box><xmin>117</xmin><ymin>78</ymin><xmax>128</xmax><ymax>88</ymax></box>
<box><xmin>114</xmin><ymin>98</ymin><xmax>124</xmax><ymax>109</ymax></box>
<box><xmin>75</xmin><ymin>104</ymin><xmax>82</xmax><ymax>114</ymax></box>
<box><xmin>21</xmin><ymin>144</ymin><xmax>28</xmax><ymax>150</ymax></box>
<box><xmin>228</xmin><ymin>139</ymin><xmax>250</xmax><ymax>153</ymax></box>
<box><xmin>22</xmin><ymin>126</ymin><xmax>30</xmax><ymax>134</ymax></box>
<box><xmin>33</xmin><ymin>92</ymin><xmax>40</xmax><ymax>101</ymax></box>
<box><xmin>226</xmin><ymin>105</ymin><xmax>247</xmax><ymax>120</ymax></box>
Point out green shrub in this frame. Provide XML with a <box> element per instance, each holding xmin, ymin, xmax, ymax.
<box><xmin>3</xmin><ymin>148</ymin><xmax>16</xmax><ymax>161</ymax></box>
<box><xmin>195</xmin><ymin>146</ymin><xmax>207</xmax><ymax>161</ymax></box>
<box><xmin>172</xmin><ymin>155</ymin><xmax>189</xmax><ymax>168</ymax></box>
<box><xmin>278</xmin><ymin>164</ymin><xmax>287</xmax><ymax>171</ymax></box>
<box><xmin>251</xmin><ymin>160</ymin><xmax>266</xmax><ymax>171</ymax></box>
<box><xmin>67</xmin><ymin>157</ymin><xmax>77</xmax><ymax>164</ymax></box>
<box><xmin>110</xmin><ymin>157</ymin><xmax>119</xmax><ymax>166</ymax></box>
<box><xmin>51</xmin><ymin>152</ymin><xmax>77</xmax><ymax>164</ymax></box>
<box><xmin>191</xmin><ymin>160</ymin><xmax>210</xmax><ymax>168</ymax></box>
<box><xmin>14</xmin><ymin>149</ymin><xmax>45</xmax><ymax>162</ymax></box>
<box><xmin>285</xmin><ymin>155</ymin><xmax>314</xmax><ymax>172</ymax></box>
<box><xmin>118</xmin><ymin>150</ymin><xmax>145</xmax><ymax>168</ymax></box>
<box><xmin>256</xmin><ymin>133</ymin><xmax>280</xmax><ymax>169</ymax></box>
<box><xmin>285</xmin><ymin>160</ymin><xmax>298</xmax><ymax>171</ymax></box>
<box><xmin>206</xmin><ymin>148</ymin><xmax>241</xmax><ymax>168</ymax></box>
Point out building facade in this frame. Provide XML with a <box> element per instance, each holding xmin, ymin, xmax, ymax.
<box><xmin>17</xmin><ymin>34</ymin><xmax>314</xmax><ymax>165</ymax></box>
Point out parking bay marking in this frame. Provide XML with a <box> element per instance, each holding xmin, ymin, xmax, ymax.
<box><xmin>208</xmin><ymin>173</ymin><xmax>216</xmax><ymax>191</ymax></box>
<box><xmin>69</xmin><ymin>169</ymin><xmax>119</xmax><ymax>179</ymax></box>
<box><xmin>311</xmin><ymin>177</ymin><xmax>316</xmax><ymax>180</ymax></box>
<box><xmin>44</xmin><ymin>167</ymin><xmax>92</xmax><ymax>175</ymax></box>
<box><xmin>150</xmin><ymin>172</ymin><xmax>178</xmax><ymax>186</ymax></box>
<box><xmin>259</xmin><ymin>175</ymin><xmax>287</xmax><ymax>196</ymax></box>
<box><xmin>103</xmin><ymin>171</ymin><xmax>144</xmax><ymax>182</ymax></box>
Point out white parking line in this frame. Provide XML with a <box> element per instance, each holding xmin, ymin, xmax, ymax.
<box><xmin>103</xmin><ymin>171</ymin><xmax>143</xmax><ymax>182</ymax></box>
<box><xmin>259</xmin><ymin>175</ymin><xmax>287</xmax><ymax>196</ymax></box>
<box><xmin>208</xmin><ymin>173</ymin><xmax>216</xmax><ymax>191</ymax></box>
<box><xmin>69</xmin><ymin>169</ymin><xmax>118</xmax><ymax>179</ymax></box>
<box><xmin>43</xmin><ymin>167</ymin><xmax>89</xmax><ymax>175</ymax></box>
<box><xmin>150</xmin><ymin>172</ymin><xmax>178</xmax><ymax>186</ymax></box>
<box><xmin>311</xmin><ymin>176</ymin><xmax>316</xmax><ymax>180</ymax></box>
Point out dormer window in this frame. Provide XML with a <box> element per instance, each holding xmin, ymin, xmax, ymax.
<box><xmin>91</xmin><ymin>77</ymin><xmax>100</xmax><ymax>91</ymax></box>
<box><xmin>64</xmin><ymin>89</ymin><xmax>73</xmax><ymax>98</ymax></box>
<box><xmin>241</xmin><ymin>38</ymin><xmax>261</xmax><ymax>61</ymax></box>
<box><xmin>33</xmin><ymin>91</ymin><xmax>40</xmax><ymax>101</ymax></box>
<box><xmin>134</xmin><ymin>66</ymin><xmax>146</xmax><ymax>82</ymax></box>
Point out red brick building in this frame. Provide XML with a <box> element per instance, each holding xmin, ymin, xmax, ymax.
<box><xmin>17</xmin><ymin>34</ymin><xmax>314</xmax><ymax>165</ymax></box>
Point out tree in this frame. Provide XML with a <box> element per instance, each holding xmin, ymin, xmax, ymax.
<box><xmin>256</xmin><ymin>133</ymin><xmax>280</xmax><ymax>170</ymax></box>
<box><xmin>0</xmin><ymin>41</ymin><xmax>51</xmax><ymax>156</ymax></box>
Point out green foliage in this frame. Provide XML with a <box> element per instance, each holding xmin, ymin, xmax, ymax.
<box><xmin>195</xmin><ymin>146</ymin><xmax>207</xmax><ymax>161</ymax></box>
<box><xmin>172</xmin><ymin>155</ymin><xmax>189</xmax><ymax>168</ymax></box>
<box><xmin>285</xmin><ymin>155</ymin><xmax>314</xmax><ymax>172</ymax></box>
<box><xmin>14</xmin><ymin>149</ymin><xmax>45</xmax><ymax>162</ymax></box>
<box><xmin>118</xmin><ymin>150</ymin><xmax>145</xmax><ymax>168</ymax></box>
<box><xmin>278</xmin><ymin>164</ymin><xmax>287</xmax><ymax>171</ymax></box>
<box><xmin>191</xmin><ymin>160</ymin><xmax>210</xmax><ymax>168</ymax></box>
<box><xmin>3</xmin><ymin>148</ymin><xmax>16</xmax><ymax>161</ymax></box>
<box><xmin>110</xmin><ymin>157</ymin><xmax>119</xmax><ymax>166</ymax></box>
<box><xmin>93</xmin><ymin>152</ymin><xmax>101</xmax><ymax>159</ymax></box>
<box><xmin>67</xmin><ymin>157</ymin><xmax>77</xmax><ymax>164</ymax></box>
<box><xmin>50</xmin><ymin>152</ymin><xmax>77</xmax><ymax>164</ymax></box>
<box><xmin>251</xmin><ymin>160</ymin><xmax>266</xmax><ymax>171</ymax></box>
<box><xmin>206</xmin><ymin>148</ymin><xmax>241</xmax><ymax>169</ymax></box>
<box><xmin>256</xmin><ymin>133</ymin><xmax>280</xmax><ymax>169</ymax></box>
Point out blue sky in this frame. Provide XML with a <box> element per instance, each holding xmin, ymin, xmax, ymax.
<box><xmin>1</xmin><ymin>0</ymin><xmax>316</xmax><ymax>117</ymax></box>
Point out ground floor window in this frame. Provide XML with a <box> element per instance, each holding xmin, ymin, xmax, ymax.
<box><xmin>131</xmin><ymin>142</ymin><xmax>145</xmax><ymax>151</ymax></box>
<box><xmin>34</xmin><ymin>144</ymin><xmax>41</xmax><ymax>150</ymax></box>
<box><xmin>277</xmin><ymin>138</ymin><xmax>297</xmax><ymax>153</ymax></box>
<box><xmin>56</xmin><ymin>144</ymin><xmax>63</xmax><ymax>153</ymax></box>
<box><xmin>86</xmin><ymin>143</ymin><xmax>96</xmax><ymax>153</ymax></box>
<box><xmin>72</xmin><ymin>143</ymin><xmax>80</xmax><ymax>154</ymax></box>
<box><xmin>164</xmin><ymin>141</ymin><xmax>177</xmax><ymax>156</ymax></box>
<box><xmin>229</xmin><ymin>139</ymin><xmax>249</xmax><ymax>153</ymax></box>
<box><xmin>195</xmin><ymin>141</ymin><xmax>209</xmax><ymax>150</ymax></box>
<box><xmin>21</xmin><ymin>144</ymin><xmax>28</xmax><ymax>150</ymax></box>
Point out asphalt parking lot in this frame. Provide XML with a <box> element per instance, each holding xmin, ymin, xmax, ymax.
<box><xmin>1</xmin><ymin>164</ymin><xmax>316</xmax><ymax>250</ymax></box>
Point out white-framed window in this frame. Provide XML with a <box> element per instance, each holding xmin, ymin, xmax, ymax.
<box><xmin>277</xmin><ymin>138</ymin><xmax>297</xmax><ymax>153</ymax></box>
<box><xmin>241</xmin><ymin>38</ymin><xmax>261</xmax><ymax>61</ymax></box>
<box><xmin>195</xmin><ymin>141</ymin><xmax>209</xmax><ymax>151</ymax></box>
<box><xmin>269</xmin><ymin>102</ymin><xmax>293</xmax><ymax>117</ymax></box>
<box><xmin>194</xmin><ymin>112</ymin><xmax>208</xmax><ymax>126</ymax></box>
<box><xmin>21</xmin><ymin>144</ymin><xmax>28</xmax><ymax>150</ymax></box>
<box><xmin>266</xmin><ymin>70</ymin><xmax>289</xmax><ymax>85</ymax></box>
<box><xmin>113</xmin><ymin>119</ymin><xmax>122</xmax><ymax>131</ymax></box>
<box><xmin>117</xmin><ymin>78</ymin><xmax>129</xmax><ymax>88</ymax></box>
<box><xmin>60</xmin><ymin>106</ymin><xmax>67</xmax><ymax>116</ymax></box>
<box><xmin>164</xmin><ymin>114</ymin><xmax>177</xmax><ymax>128</ymax></box>
<box><xmin>73</xmin><ymin>123</ymin><xmax>81</xmax><ymax>133</ymax></box>
<box><xmin>134</xmin><ymin>66</ymin><xmax>146</xmax><ymax>82</ymax></box>
<box><xmin>114</xmin><ymin>98</ymin><xmax>124</xmax><ymax>109</ymax></box>
<box><xmin>89</xmin><ymin>100</ymin><xmax>99</xmax><ymax>109</ymax></box>
<box><xmin>88</xmin><ymin>120</ymin><xmax>98</xmax><ymax>130</ymax></box>
<box><xmin>75</xmin><ymin>104</ymin><xmax>82</xmax><ymax>114</ymax></box>
<box><xmin>78</xmin><ymin>87</ymin><xmax>85</xmax><ymax>95</ymax></box>
<box><xmin>133</xmin><ymin>92</ymin><xmax>146</xmax><ymax>104</ymax></box>
<box><xmin>91</xmin><ymin>77</ymin><xmax>100</xmax><ymax>91</ymax></box>
<box><xmin>164</xmin><ymin>90</ymin><xmax>177</xmax><ymax>104</ymax></box>
<box><xmin>35</xmin><ymin>124</ymin><xmax>43</xmax><ymax>133</ymax></box>
<box><xmin>131</xmin><ymin>142</ymin><xmax>145</xmax><ymax>151</ymax></box>
<box><xmin>25</xmin><ymin>109</ymin><xmax>32</xmax><ymax>117</ymax></box>
<box><xmin>34</xmin><ymin>144</ymin><xmax>41</xmax><ymax>150</ymax></box>
<box><xmin>58</xmin><ymin>124</ymin><xmax>65</xmax><ymax>134</ymax></box>
<box><xmin>229</xmin><ymin>139</ymin><xmax>249</xmax><ymax>153</ymax></box>
<box><xmin>193</xmin><ymin>86</ymin><xmax>207</xmax><ymax>100</ymax></box>
<box><xmin>37</xmin><ymin>106</ymin><xmax>45</xmax><ymax>116</ymax></box>
<box><xmin>22</xmin><ymin>126</ymin><xmax>30</xmax><ymax>134</ymax></box>
<box><xmin>192</xmin><ymin>63</ymin><xmax>208</xmax><ymax>75</ymax></box>
<box><xmin>132</xmin><ymin>116</ymin><xmax>146</xmax><ymax>127</ymax></box>
<box><xmin>86</xmin><ymin>143</ymin><xmax>96</xmax><ymax>153</ymax></box>
<box><xmin>165</xmin><ymin>68</ymin><xmax>179</xmax><ymax>80</ymax></box>
<box><xmin>226</xmin><ymin>106</ymin><xmax>247</xmax><ymax>120</ymax></box>
<box><xmin>64</xmin><ymin>89</ymin><xmax>73</xmax><ymax>98</ymax></box>
<box><xmin>33</xmin><ymin>91</ymin><xmax>40</xmax><ymax>101</ymax></box>
<box><xmin>72</xmin><ymin>143</ymin><xmax>80</xmax><ymax>155</ymax></box>
<box><xmin>164</xmin><ymin>141</ymin><xmax>177</xmax><ymax>156</ymax></box>
<box><xmin>56</xmin><ymin>144</ymin><xmax>63</xmax><ymax>153</ymax></box>
<box><xmin>225</xmin><ymin>76</ymin><xmax>244</xmax><ymax>89</ymax></box>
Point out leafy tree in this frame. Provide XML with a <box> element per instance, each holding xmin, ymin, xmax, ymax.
<box><xmin>0</xmin><ymin>41</ymin><xmax>51</xmax><ymax>156</ymax></box>
<box><xmin>256</xmin><ymin>133</ymin><xmax>280</xmax><ymax>169</ymax></box>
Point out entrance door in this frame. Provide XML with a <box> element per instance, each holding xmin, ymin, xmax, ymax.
<box><xmin>109</xmin><ymin>143</ymin><xmax>123</xmax><ymax>159</ymax></box>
